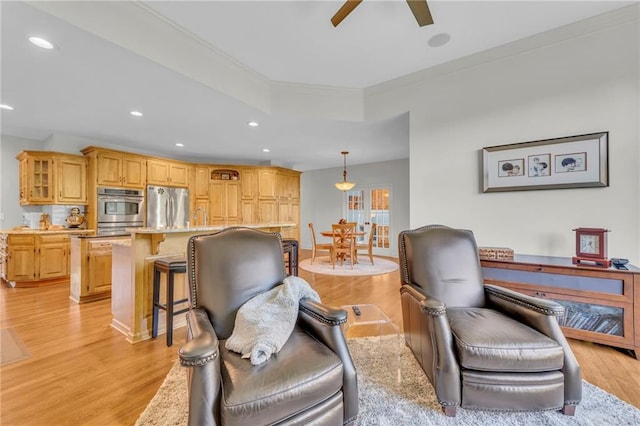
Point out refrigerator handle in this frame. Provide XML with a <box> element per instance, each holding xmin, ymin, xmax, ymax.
<box><xmin>168</xmin><ymin>196</ymin><xmax>174</xmax><ymax>228</ymax></box>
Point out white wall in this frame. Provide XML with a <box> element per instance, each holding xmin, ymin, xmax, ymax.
<box><xmin>300</xmin><ymin>159</ymin><xmax>410</xmax><ymax>256</ymax></box>
<box><xmin>366</xmin><ymin>17</ymin><xmax>640</xmax><ymax>264</ymax></box>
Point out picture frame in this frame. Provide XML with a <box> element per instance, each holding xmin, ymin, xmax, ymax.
<box><xmin>482</xmin><ymin>132</ymin><xmax>608</xmax><ymax>192</ymax></box>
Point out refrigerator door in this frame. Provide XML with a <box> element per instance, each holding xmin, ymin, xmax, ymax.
<box><xmin>147</xmin><ymin>186</ymin><xmax>170</xmax><ymax>228</ymax></box>
<box><xmin>169</xmin><ymin>187</ymin><xmax>190</xmax><ymax>228</ymax></box>
<box><xmin>147</xmin><ymin>186</ymin><xmax>189</xmax><ymax>228</ymax></box>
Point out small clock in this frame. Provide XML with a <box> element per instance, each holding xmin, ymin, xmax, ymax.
<box><xmin>572</xmin><ymin>228</ymin><xmax>610</xmax><ymax>267</ymax></box>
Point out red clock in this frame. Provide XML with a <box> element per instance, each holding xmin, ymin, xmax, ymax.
<box><xmin>572</xmin><ymin>228</ymin><xmax>610</xmax><ymax>267</ymax></box>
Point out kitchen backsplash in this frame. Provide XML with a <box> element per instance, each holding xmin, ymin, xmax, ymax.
<box><xmin>22</xmin><ymin>205</ymin><xmax>86</xmax><ymax>228</ymax></box>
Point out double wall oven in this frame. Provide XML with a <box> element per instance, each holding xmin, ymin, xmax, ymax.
<box><xmin>96</xmin><ymin>187</ymin><xmax>144</xmax><ymax>236</ymax></box>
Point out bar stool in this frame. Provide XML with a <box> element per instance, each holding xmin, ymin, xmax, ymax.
<box><xmin>282</xmin><ymin>239</ymin><xmax>299</xmax><ymax>276</ymax></box>
<box><xmin>152</xmin><ymin>257</ymin><xmax>189</xmax><ymax>346</ymax></box>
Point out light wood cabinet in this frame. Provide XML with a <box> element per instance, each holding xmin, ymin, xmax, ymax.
<box><xmin>258</xmin><ymin>169</ymin><xmax>277</xmax><ymax>199</ymax></box>
<box><xmin>94</xmin><ymin>151</ymin><xmax>146</xmax><ymax>189</ymax></box>
<box><xmin>240</xmin><ymin>168</ymin><xmax>259</xmax><ymax>200</ymax></box>
<box><xmin>2</xmin><ymin>235</ymin><xmax>36</xmax><ymax>283</ymax></box>
<box><xmin>209</xmin><ymin>181</ymin><xmax>240</xmax><ymax>225</ymax></box>
<box><xmin>16</xmin><ymin>152</ymin><xmax>55</xmax><ymax>204</ymax></box>
<box><xmin>192</xmin><ymin>166</ymin><xmax>210</xmax><ymax>198</ymax></box>
<box><xmin>258</xmin><ymin>199</ymin><xmax>278</xmax><ymax>224</ymax></box>
<box><xmin>70</xmin><ymin>236</ymin><xmax>129</xmax><ymax>303</ymax></box>
<box><xmin>147</xmin><ymin>159</ymin><xmax>190</xmax><ymax>187</ymax></box>
<box><xmin>17</xmin><ymin>152</ymin><xmax>88</xmax><ymax>205</ymax></box>
<box><xmin>38</xmin><ymin>234</ymin><xmax>69</xmax><ymax>279</ymax></box>
<box><xmin>56</xmin><ymin>155</ymin><xmax>88</xmax><ymax>204</ymax></box>
<box><xmin>277</xmin><ymin>171</ymin><xmax>300</xmax><ymax>200</ymax></box>
<box><xmin>0</xmin><ymin>233</ymin><xmax>73</xmax><ymax>287</ymax></box>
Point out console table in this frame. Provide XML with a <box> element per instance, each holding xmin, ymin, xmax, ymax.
<box><xmin>481</xmin><ymin>255</ymin><xmax>639</xmax><ymax>359</ymax></box>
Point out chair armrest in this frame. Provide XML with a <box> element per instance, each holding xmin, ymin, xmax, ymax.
<box><xmin>484</xmin><ymin>284</ymin><xmax>564</xmax><ymax>316</ymax></box>
<box><xmin>179</xmin><ymin>308</ymin><xmax>219</xmax><ymax>367</ymax></box>
<box><xmin>299</xmin><ymin>298</ymin><xmax>347</xmax><ymax>326</ymax></box>
<box><xmin>399</xmin><ymin>284</ymin><xmax>461</xmax><ymax>409</ymax></box>
<box><xmin>298</xmin><ymin>299</ymin><xmax>358</xmax><ymax>424</ymax></box>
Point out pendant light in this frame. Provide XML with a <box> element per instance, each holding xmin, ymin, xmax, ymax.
<box><xmin>335</xmin><ymin>151</ymin><xmax>355</xmax><ymax>191</ymax></box>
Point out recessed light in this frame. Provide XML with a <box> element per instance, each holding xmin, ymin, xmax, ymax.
<box><xmin>0</xmin><ymin>104</ymin><xmax>15</xmax><ymax>111</ymax></box>
<box><xmin>248</xmin><ymin>121</ymin><xmax>259</xmax><ymax>127</ymax></box>
<box><xmin>28</xmin><ymin>36</ymin><xmax>54</xmax><ymax>50</ymax></box>
<box><xmin>262</xmin><ymin>148</ymin><xmax>270</xmax><ymax>153</ymax></box>
<box><xmin>130</xmin><ymin>111</ymin><xmax>143</xmax><ymax>117</ymax></box>
<box><xmin>428</xmin><ymin>33</ymin><xmax>451</xmax><ymax>48</ymax></box>
<box><xmin>175</xmin><ymin>143</ymin><xmax>184</xmax><ymax>147</ymax></box>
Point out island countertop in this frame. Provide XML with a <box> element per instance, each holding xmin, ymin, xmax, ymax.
<box><xmin>128</xmin><ymin>223</ymin><xmax>296</xmax><ymax>234</ymax></box>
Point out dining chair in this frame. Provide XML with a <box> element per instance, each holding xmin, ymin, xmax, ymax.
<box><xmin>331</xmin><ymin>223</ymin><xmax>356</xmax><ymax>269</ymax></box>
<box><xmin>355</xmin><ymin>223</ymin><xmax>376</xmax><ymax>265</ymax></box>
<box><xmin>308</xmin><ymin>223</ymin><xmax>333</xmax><ymax>264</ymax></box>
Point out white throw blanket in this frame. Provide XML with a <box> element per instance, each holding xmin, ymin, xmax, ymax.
<box><xmin>225</xmin><ymin>276</ymin><xmax>320</xmax><ymax>365</ymax></box>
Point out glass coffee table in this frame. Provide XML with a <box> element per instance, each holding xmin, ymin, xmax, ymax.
<box><xmin>341</xmin><ymin>304</ymin><xmax>402</xmax><ymax>385</ymax></box>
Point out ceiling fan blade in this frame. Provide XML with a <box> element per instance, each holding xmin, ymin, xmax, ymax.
<box><xmin>331</xmin><ymin>0</ymin><xmax>363</xmax><ymax>27</ymax></box>
<box><xmin>406</xmin><ymin>0</ymin><xmax>434</xmax><ymax>27</ymax></box>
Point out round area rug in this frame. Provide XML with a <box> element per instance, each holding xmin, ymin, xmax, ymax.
<box><xmin>299</xmin><ymin>256</ymin><xmax>398</xmax><ymax>276</ymax></box>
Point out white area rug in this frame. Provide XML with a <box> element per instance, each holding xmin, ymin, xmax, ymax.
<box><xmin>136</xmin><ymin>336</ymin><xmax>640</xmax><ymax>426</ymax></box>
<box><xmin>299</xmin><ymin>256</ymin><xmax>399</xmax><ymax>276</ymax></box>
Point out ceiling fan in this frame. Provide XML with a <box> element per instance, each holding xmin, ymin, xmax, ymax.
<box><xmin>331</xmin><ymin>0</ymin><xmax>434</xmax><ymax>27</ymax></box>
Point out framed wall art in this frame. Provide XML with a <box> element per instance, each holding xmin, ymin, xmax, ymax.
<box><xmin>482</xmin><ymin>132</ymin><xmax>608</xmax><ymax>192</ymax></box>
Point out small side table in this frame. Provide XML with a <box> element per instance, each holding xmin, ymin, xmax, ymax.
<box><xmin>340</xmin><ymin>304</ymin><xmax>401</xmax><ymax>385</ymax></box>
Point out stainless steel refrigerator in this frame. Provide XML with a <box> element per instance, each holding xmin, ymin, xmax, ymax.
<box><xmin>146</xmin><ymin>185</ymin><xmax>190</xmax><ymax>228</ymax></box>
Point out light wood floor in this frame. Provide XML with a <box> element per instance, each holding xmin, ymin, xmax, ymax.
<box><xmin>1</xmin><ymin>250</ymin><xmax>638</xmax><ymax>425</ymax></box>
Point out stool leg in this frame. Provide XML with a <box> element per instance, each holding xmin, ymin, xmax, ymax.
<box><xmin>152</xmin><ymin>266</ymin><xmax>161</xmax><ymax>339</ymax></box>
<box><xmin>292</xmin><ymin>243</ymin><xmax>298</xmax><ymax>276</ymax></box>
<box><xmin>167</xmin><ymin>270</ymin><xmax>175</xmax><ymax>347</ymax></box>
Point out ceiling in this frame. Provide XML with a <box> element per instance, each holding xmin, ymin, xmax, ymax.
<box><xmin>0</xmin><ymin>1</ymin><xmax>634</xmax><ymax>171</ymax></box>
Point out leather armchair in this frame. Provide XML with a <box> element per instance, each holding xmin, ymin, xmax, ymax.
<box><xmin>398</xmin><ymin>225</ymin><xmax>581</xmax><ymax>417</ymax></box>
<box><xmin>178</xmin><ymin>227</ymin><xmax>358</xmax><ymax>426</ymax></box>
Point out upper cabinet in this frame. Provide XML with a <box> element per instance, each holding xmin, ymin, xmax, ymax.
<box><xmin>57</xmin><ymin>155</ymin><xmax>88</xmax><ymax>204</ymax></box>
<box><xmin>16</xmin><ymin>151</ymin><xmax>87</xmax><ymax>205</ymax></box>
<box><xmin>82</xmin><ymin>147</ymin><xmax>147</xmax><ymax>189</ymax></box>
<box><xmin>147</xmin><ymin>159</ymin><xmax>190</xmax><ymax>187</ymax></box>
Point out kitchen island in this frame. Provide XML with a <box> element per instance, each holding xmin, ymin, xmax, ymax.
<box><xmin>110</xmin><ymin>223</ymin><xmax>295</xmax><ymax>343</ymax></box>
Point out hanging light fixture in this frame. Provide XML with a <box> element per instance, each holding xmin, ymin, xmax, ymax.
<box><xmin>335</xmin><ymin>151</ymin><xmax>355</xmax><ymax>191</ymax></box>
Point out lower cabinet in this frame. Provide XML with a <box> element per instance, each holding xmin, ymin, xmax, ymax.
<box><xmin>0</xmin><ymin>233</ymin><xmax>70</xmax><ymax>287</ymax></box>
<box><xmin>70</xmin><ymin>236</ymin><xmax>129</xmax><ymax>303</ymax></box>
<box><xmin>481</xmin><ymin>254</ymin><xmax>640</xmax><ymax>358</ymax></box>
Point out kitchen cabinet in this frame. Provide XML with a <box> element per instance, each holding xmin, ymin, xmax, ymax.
<box><xmin>481</xmin><ymin>254</ymin><xmax>640</xmax><ymax>359</ymax></box>
<box><xmin>209</xmin><ymin>180</ymin><xmax>240</xmax><ymax>225</ymax></box>
<box><xmin>83</xmin><ymin>148</ymin><xmax>147</xmax><ymax>189</ymax></box>
<box><xmin>1</xmin><ymin>234</ymin><xmax>36</xmax><ymax>283</ymax></box>
<box><xmin>0</xmin><ymin>232</ymin><xmax>80</xmax><ymax>287</ymax></box>
<box><xmin>279</xmin><ymin>201</ymin><xmax>299</xmax><ymax>240</ymax></box>
<box><xmin>258</xmin><ymin>199</ymin><xmax>278</xmax><ymax>224</ymax></box>
<box><xmin>277</xmin><ymin>171</ymin><xmax>300</xmax><ymax>200</ymax></box>
<box><xmin>56</xmin><ymin>155</ymin><xmax>88</xmax><ymax>204</ymax></box>
<box><xmin>70</xmin><ymin>236</ymin><xmax>129</xmax><ymax>303</ymax></box>
<box><xmin>17</xmin><ymin>152</ymin><xmax>55</xmax><ymax>204</ymax></box>
<box><xmin>192</xmin><ymin>166</ymin><xmax>210</xmax><ymax>198</ymax></box>
<box><xmin>258</xmin><ymin>169</ymin><xmax>278</xmax><ymax>199</ymax></box>
<box><xmin>147</xmin><ymin>159</ymin><xmax>190</xmax><ymax>187</ymax></box>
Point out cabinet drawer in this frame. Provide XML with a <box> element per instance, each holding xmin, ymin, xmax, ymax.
<box><xmin>38</xmin><ymin>234</ymin><xmax>70</xmax><ymax>244</ymax></box>
<box><xmin>8</xmin><ymin>235</ymin><xmax>36</xmax><ymax>245</ymax></box>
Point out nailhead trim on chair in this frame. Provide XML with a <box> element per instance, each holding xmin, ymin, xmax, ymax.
<box><xmin>485</xmin><ymin>286</ymin><xmax>562</xmax><ymax>316</ymax></box>
<box><xmin>299</xmin><ymin>303</ymin><xmax>347</xmax><ymax>326</ymax></box>
<box><xmin>180</xmin><ymin>351</ymin><xmax>218</xmax><ymax>367</ymax></box>
<box><xmin>420</xmin><ymin>304</ymin><xmax>447</xmax><ymax>316</ymax></box>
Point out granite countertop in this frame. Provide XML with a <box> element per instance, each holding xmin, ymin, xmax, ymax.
<box><xmin>129</xmin><ymin>223</ymin><xmax>296</xmax><ymax>234</ymax></box>
<box><xmin>1</xmin><ymin>228</ymin><xmax>95</xmax><ymax>235</ymax></box>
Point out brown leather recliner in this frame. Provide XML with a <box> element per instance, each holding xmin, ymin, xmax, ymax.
<box><xmin>398</xmin><ymin>225</ymin><xmax>582</xmax><ymax>417</ymax></box>
<box><xmin>178</xmin><ymin>227</ymin><xmax>358</xmax><ymax>426</ymax></box>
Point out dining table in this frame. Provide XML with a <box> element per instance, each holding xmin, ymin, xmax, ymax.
<box><xmin>320</xmin><ymin>229</ymin><xmax>366</xmax><ymax>265</ymax></box>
